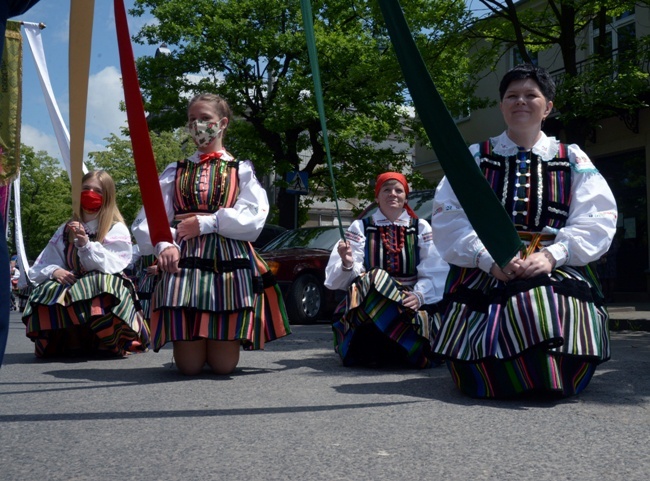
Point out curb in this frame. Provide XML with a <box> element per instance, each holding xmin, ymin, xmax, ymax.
<box><xmin>609</xmin><ymin>318</ymin><xmax>650</xmax><ymax>332</ymax></box>
<box><xmin>608</xmin><ymin>306</ymin><xmax>650</xmax><ymax>332</ymax></box>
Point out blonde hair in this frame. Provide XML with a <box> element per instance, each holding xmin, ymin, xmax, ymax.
<box><xmin>79</xmin><ymin>170</ymin><xmax>124</xmax><ymax>243</ymax></box>
<box><xmin>188</xmin><ymin>93</ymin><xmax>232</xmax><ymax>139</ymax></box>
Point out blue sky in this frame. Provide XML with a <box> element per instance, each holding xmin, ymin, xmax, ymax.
<box><xmin>13</xmin><ymin>1</ymin><xmax>156</xmax><ymax>165</ymax></box>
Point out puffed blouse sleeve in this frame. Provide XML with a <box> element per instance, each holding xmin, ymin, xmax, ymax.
<box><xmin>76</xmin><ymin>222</ymin><xmax>133</xmax><ymax>274</ymax></box>
<box><xmin>430</xmin><ymin>143</ymin><xmax>496</xmax><ymax>272</ymax></box>
<box><xmin>431</xmin><ymin>143</ymin><xmax>618</xmax><ymax>270</ymax></box>
<box><xmin>544</xmin><ymin>144</ymin><xmax>617</xmax><ymax>266</ymax></box>
<box><xmin>324</xmin><ymin>220</ymin><xmax>366</xmax><ymax>291</ymax></box>
<box><xmin>131</xmin><ymin>162</ymin><xmax>177</xmax><ymax>256</ymax></box>
<box><xmin>197</xmin><ymin>160</ymin><xmax>270</xmax><ymax>242</ymax></box>
<box><xmin>28</xmin><ymin>223</ymin><xmax>68</xmax><ymax>285</ymax></box>
<box><xmin>414</xmin><ymin>218</ymin><xmax>449</xmax><ymax>304</ymax></box>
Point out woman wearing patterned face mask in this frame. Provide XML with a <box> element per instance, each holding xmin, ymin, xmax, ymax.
<box><xmin>132</xmin><ymin>93</ymin><xmax>290</xmax><ymax>376</ymax></box>
<box><xmin>23</xmin><ymin>170</ymin><xmax>149</xmax><ymax>358</ymax></box>
<box><xmin>325</xmin><ymin>172</ymin><xmax>449</xmax><ymax>368</ymax></box>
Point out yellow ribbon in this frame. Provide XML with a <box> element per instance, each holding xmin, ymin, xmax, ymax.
<box><xmin>68</xmin><ymin>0</ymin><xmax>95</xmax><ymax>216</ymax></box>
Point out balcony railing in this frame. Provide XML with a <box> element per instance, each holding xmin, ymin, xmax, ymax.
<box><xmin>549</xmin><ymin>43</ymin><xmax>650</xmax><ymax>88</ymax></box>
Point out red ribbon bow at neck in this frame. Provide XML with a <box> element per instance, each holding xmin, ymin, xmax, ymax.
<box><xmin>199</xmin><ymin>151</ymin><xmax>224</xmax><ymax>163</ymax></box>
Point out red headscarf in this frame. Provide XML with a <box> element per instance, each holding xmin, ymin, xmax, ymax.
<box><xmin>374</xmin><ymin>172</ymin><xmax>418</xmax><ymax>219</ymax></box>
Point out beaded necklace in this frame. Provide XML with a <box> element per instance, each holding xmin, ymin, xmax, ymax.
<box><xmin>379</xmin><ymin>224</ymin><xmax>406</xmax><ymax>273</ymax></box>
<box><xmin>379</xmin><ymin>224</ymin><xmax>405</xmax><ymax>253</ymax></box>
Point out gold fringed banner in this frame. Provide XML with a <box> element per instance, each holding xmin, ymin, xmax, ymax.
<box><xmin>0</xmin><ymin>21</ymin><xmax>22</xmax><ymax>187</ymax></box>
<box><xmin>69</xmin><ymin>0</ymin><xmax>95</xmax><ymax>216</ymax></box>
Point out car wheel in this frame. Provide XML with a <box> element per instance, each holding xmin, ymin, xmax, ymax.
<box><xmin>286</xmin><ymin>273</ymin><xmax>323</xmax><ymax>324</ymax></box>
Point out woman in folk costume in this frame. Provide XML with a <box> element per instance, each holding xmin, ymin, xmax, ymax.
<box><xmin>431</xmin><ymin>64</ymin><xmax>618</xmax><ymax>398</ymax></box>
<box><xmin>23</xmin><ymin>170</ymin><xmax>149</xmax><ymax>358</ymax></box>
<box><xmin>325</xmin><ymin>172</ymin><xmax>449</xmax><ymax>368</ymax></box>
<box><xmin>132</xmin><ymin>93</ymin><xmax>290</xmax><ymax>376</ymax></box>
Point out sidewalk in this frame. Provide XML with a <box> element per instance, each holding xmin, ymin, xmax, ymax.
<box><xmin>608</xmin><ymin>302</ymin><xmax>650</xmax><ymax>331</ymax></box>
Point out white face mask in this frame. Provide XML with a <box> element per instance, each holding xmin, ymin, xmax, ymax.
<box><xmin>188</xmin><ymin>120</ymin><xmax>222</xmax><ymax>148</ymax></box>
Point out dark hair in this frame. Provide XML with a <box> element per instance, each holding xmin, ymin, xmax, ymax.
<box><xmin>499</xmin><ymin>64</ymin><xmax>556</xmax><ymax>101</ymax></box>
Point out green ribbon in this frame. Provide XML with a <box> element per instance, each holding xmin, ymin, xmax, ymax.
<box><xmin>299</xmin><ymin>0</ymin><xmax>345</xmax><ymax>239</ymax></box>
<box><xmin>376</xmin><ymin>0</ymin><xmax>523</xmax><ymax>266</ymax></box>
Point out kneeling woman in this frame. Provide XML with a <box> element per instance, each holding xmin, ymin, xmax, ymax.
<box><xmin>325</xmin><ymin>172</ymin><xmax>448</xmax><ymax>368</ymax></box>
<box><xmin>132</xmin><ymin>93</ymin><xmax>290</xmax><ymax>376</ymax></box>
<box><xmin>430</xmin><ymin>64</ymin><xmax>617</xmax><ymax>398</ymax></box>
<box><xmin>23</xmin><ymin>171</ymin><xmax>149</xmax><ymax>357</ymax></box>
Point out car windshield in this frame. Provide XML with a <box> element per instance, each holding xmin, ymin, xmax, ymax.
<box><xmin>260</xmin><ymin>227</ymin><xmax>342</xmax><ymax>252</ymax></box>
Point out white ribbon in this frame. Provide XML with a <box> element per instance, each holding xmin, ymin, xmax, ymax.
<box><xmin>11</xmin><ymin>174</ymin><xmax>31</xmax><ymax>289</ymax></box>
<box><xmin>22</xmin><ymin>22</ymin><xmax>87</xmax><ymax>178</ymax></box>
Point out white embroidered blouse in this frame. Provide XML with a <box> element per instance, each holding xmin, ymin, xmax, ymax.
<box><xmin>431</xmin><ymin>131</ymin><xmax>618</xmax><ymax>272</ymax></box>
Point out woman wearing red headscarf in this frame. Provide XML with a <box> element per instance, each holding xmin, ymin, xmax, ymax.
<box><xmin>325</xmin><ymin>172</ymin><xmax>448</xmax><ymax>368</ymax></box>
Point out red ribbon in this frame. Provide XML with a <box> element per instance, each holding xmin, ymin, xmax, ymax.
<box><xmin>113</xmin><ymin>0</ymin><xmax>173</xmax><ymax>245</ymax></box>
<box><xmin>199</xmin><ymin>151</ymin><xmax>223</xmax><ymax>163</ymax></box>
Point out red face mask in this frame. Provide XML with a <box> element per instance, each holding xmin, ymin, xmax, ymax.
<box><xmin>80</xmin><ymin>190</ymin><xmax>103</xmax><ymax>213</ymax></box>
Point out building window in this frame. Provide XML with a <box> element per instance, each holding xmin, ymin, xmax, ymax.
<box><xmin>511</xmin><ymin>48</ymin><xmax>538</xmax><ymax>68</ymax></box>
<box><xmin>592</xmin><ymin>10</ymin><xmax>636</xmax><ymax>62</ymax></box>
<box><xmin>452</xmin><ymin>102</ymin><xmax>471</xmax><ymax>123</ymax></box>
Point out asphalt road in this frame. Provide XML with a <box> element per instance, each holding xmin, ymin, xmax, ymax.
<box><xmin>1</xmin><ymin>310</ymin><xmax>649</xmax><ymax>481</ymax></box>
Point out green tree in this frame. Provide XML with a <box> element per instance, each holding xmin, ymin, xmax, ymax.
<box><xmin>12</xmin><ymin>146</ymin><xmax>71</xmax><ymax>260</ymax></box>
<box><xmin>88</xmin><ymin>130</ymin><xmax>186</xmax><ymax>227</ymax></box>
<box><xmin>130</xmin><ymin>0</ymin><xmax>482</xmax><ymax>227</ymax></box>
<box><xmin>468</xmin><ymin>0</ymin><xmax>650</xmax><ymax>145</ymax></box>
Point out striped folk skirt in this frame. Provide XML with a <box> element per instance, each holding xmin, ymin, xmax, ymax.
<box><xmin>149</xmin><ymin>233</ymin><xmax>290</xmax><ymax>352</ymax></box>
<box><xmin>136</xmin><ymin>256</ymin><xmax>158</xmax><ymax>323</ymax></box>
<box><xmin>332</xmin><ymin>268</ymin><xmax>441</xmax><ymax>369</ymax></box>
<box><xmin>22</xmin><ymin>272</ymin><xmax>150</xmax><ymax>357</ymax></box>
<box><xmin>433</xmin><ymin>264</ymin><xmax>610</xmax><ymax>398</ymax></box>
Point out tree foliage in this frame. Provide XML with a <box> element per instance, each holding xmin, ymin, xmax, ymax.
<box><xmin>468</xmin><ymin>0</ymin><xmax>650</xmax><ymax>144</ymax></box>
<box><xmin>11</xmin><ymin>146</ymin><xmax>71</xmax><ymax>260</ymax></box>
<box><xmin>88</xmin><ymin>130</ymin><xmax>186</xmax><ymax>227</ymax></box>
<box><xmin>129</xmin><ymin>0</ymin><xmax>483</xmax><ymax>227</ymax></box>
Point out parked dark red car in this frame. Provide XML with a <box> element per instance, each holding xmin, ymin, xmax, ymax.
<box><xmin>252</xmin><ymin>224</ymin><xmax>287</xmax><ymax>249</ymax></box>
<box><xmin>259</xmin><ymin>226</ymin><xmax>345</xmax><ymax>324</ymax></box>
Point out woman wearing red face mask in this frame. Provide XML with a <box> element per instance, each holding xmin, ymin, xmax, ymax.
<box><xmin>22</xmin><ymin>170</ymin><xmax>149</xmax><ymax>358</ymax></box>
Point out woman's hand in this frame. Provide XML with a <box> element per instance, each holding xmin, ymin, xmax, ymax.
<box><xmin>176</xmin><ymin>216</ymin><xmax>200</xmax><ymax>243</ymax></box>
<box><xmin>490</xmin><ymin>258</ymin><xmax>522</xmax><ymax>282</ymax></box>
<box><xmin>491</xmin><ymin>251</ymin><xmax>555</xmax><ymax>281</ymax></box>
<box><xmin>158</xmin><ymin>246</ymin><xmax>180</xmax><ymax>273</ymax></box>
<box><xmin>145</xmin><ymin>265</ymin><xmax>158</xmax><ymax>276</ymax></box>
<box><xmin>52</xmin><ymin>268</ymin><xmax>77</xmax><ymax>286</ymax></box>
<box><xmin>337</xmin><ymin>240</ymin><xmax>354</xmax><ymax>270</ymax></box>
<box><xmin>515</xmin><ymin>251</ymin><xmax>555</xmax><ymax>278</ymax></box>
<box><xmin>67</xmin><ymin>221</ymin><xmax>89</xmax><ymax>247</ymax></box>
<box><xmin>402</xmin><ymin>291</ymin><xmax>422</xmax><ymax>310</ymax></box>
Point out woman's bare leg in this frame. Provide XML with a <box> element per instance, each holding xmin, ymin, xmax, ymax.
<box><xmin>206</xmin><ymin>340</ymin><xmax>240</xmax><ymax>375</ymax></box>
<box><xmin>173</xmin><ymin>340</ymin><xmax>207</xmax><ymax>375</ymax></box>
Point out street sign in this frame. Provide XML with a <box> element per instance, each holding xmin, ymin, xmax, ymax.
<box><xmin>286</xmin><ymin>171</ymin><xmax>309</xmax><ymax>195</ymax></box>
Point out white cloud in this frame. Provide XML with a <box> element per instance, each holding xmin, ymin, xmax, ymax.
<box><xmin>20</xmin><ymin>124</ymin><xmax>61</xmax><ymax>160</ymax></box>
<box><xmin>20</xmin><ymin>125</ymin><xmax>108</xmax><ymax>172</ymax></box>
<box><xmin>86</xmin><ymin>66</ymin><xmax>128</xmax><ymax>141</ymax></box>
